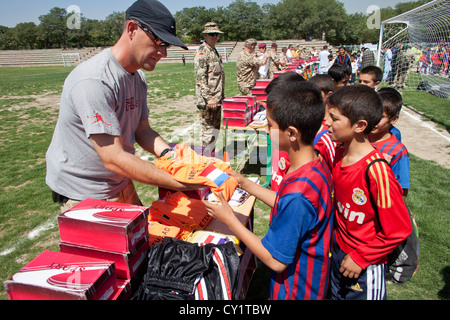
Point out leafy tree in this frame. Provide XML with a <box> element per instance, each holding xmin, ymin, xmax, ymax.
<box><xmin>38</xmin><ymin>7</ymin><xmax>68</xmax><ymax>48</ymax></box>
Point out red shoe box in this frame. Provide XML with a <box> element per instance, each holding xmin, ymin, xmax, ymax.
<box><xmin>59</xmin><ymin>236</ymin><xmax>149</xmax><ymax>280</ymax></box>
<box><xmin>255</xmin><ymin>79</ymin><xmax>271</xmax><ymax>88</ymax></box>
<box><xmin>251</xmin><ymin>87</ymin><xmax>267</xmax><ymax>101</ymax></box>
<box><xmin>110</xmin><ymin>279</ymin><xmax>132</xmax><ymax>300</ymax></box>
<box><xmin>233</xmin><ymin>95</ymin><xmax>257</xmax><ymax>116</ymax></box>
<box><xmin>58</xmin><ymin>199</ymin><xmax>149</xmax><ymax>254</ymax></box>
<box><xmin>223</xmin><ymin>98</ymin><xmax>249</xmax><ymax>111</ymax></box>
<box><xmin>223</xmin><ymin>115</ymin><xmax>252</xmax><ymax>127</ymax></box>
<box><xmin>273</xmin><ymin>70</ymin><xmax>287</xmax><ymax>78</ymax></box>
<box><xmin>4</xmin><ymin>250</ymin><xmax>117</xmax><ymax>300</ymax></box>
<box><xmin>223</xmin><ymin>97</ymin><xmax>253</xmax><ymax>127</ymax></box>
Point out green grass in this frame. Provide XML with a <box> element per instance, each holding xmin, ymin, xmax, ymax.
<box><xmin>0</xmin><ymin>63</ymin><xmax>448</xmax><ymax>300</ymax></box>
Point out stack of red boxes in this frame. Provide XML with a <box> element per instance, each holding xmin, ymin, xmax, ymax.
<box><xmin>4</xmin><ymin>250</ymin><xmax>118</xmax><ymax>300</ymax></box>
<box><xmin>58</xmin><ymin>199</ymin><xmax>149</xmax><ymax>298</ymax></box>
<box><xmin>4</xmin><ymin>199</ymin><xmax>150</xmax><ymax>300</ymax></box>
<box><xmin>222</xmin><ymin>97</ymin><xmax>253</xmax><ymax>127</ymax></box>
<box><xmin>251</xmin><ymin>79</ymin><xmax>271</xmax><ymax>102</ymax></box>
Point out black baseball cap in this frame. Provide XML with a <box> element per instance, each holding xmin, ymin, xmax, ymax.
<box><xmin>126</xmin><ymin>0</ymin><xmax>188</xmax><ymax>50</ymax></box>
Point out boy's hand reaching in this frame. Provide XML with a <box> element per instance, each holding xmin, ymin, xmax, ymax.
<box><xmin>340</xmin><ymin>254</ymin><xmax>363</xmax><ymax>278</ymax></box>
<box><xmin>203</xmin><ymin>192</ymin><xmax>237</xmax><ymax>226</ymax></box>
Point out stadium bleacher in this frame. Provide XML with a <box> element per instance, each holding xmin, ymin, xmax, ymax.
<box><xmin>0</xmin><ymin>39</ymin><xmax>331</xmax><ymax>66</ymax></box>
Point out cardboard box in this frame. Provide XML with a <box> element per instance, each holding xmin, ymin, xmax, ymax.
<box><xmin>222</xmin><ymin>116</ymin><xmax>252</xmax><ymax>128</ymax></box>
<box><xmin>4</xmin><ymin>250</ymin><xmax>117</xmax><ymax>300</ymax></box>
<box><xmin>255</xmin><ymin>79</ymin><xmax>271</xmax><ymax>88</ymax></box>
<box><xmin>222</xmin><ymin>98</ymin><xmax>249</xmax><ymax>111</ymax></box>
<box><xmin>58</xmin><ymin>199</ymin><xmax>149</xmax><ymax>253</ymax></box>
<box><xmin>59</xmin><ymin>236</ymin><xmax>149</xmax><ymax>280</ymax></box>
<box><xmin>110</xmin><ymin>279</ymin><xmax>132</xmax><ymax>300</ymax></box>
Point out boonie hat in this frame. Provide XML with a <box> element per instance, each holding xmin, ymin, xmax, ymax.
<box><xmin>126</xmin><ymin>0</ymin><xmax>188</xmax><ymax>50</ymax></box>
<box><xmin>245</xmin><ymin>38</ymin><xmax>257</xmax><ymax>46</ymax></box>
<box><xmin>202</xmin><ymin>22</ymin><xmax>223</xmax><ymax>34</ymax></box>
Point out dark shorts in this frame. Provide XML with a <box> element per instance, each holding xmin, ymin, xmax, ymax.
<box><xmin>330</xmin><ymin>237</ymin><xmax>387</xmax><ymax>300</ymax></box>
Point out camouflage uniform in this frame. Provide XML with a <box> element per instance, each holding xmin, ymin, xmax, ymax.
<box><xmin>268</xmin><ymin>49</ymin><xmax>281</xmax><ymax>79</ymax></box>
<box><xmin>237</xmin><ymin>48</ymin><xmax>262</xmax><ymax>95</ymax></box>
<box><xmin>194</xmin><ymin>41</ymin><xmax>225</xmax><ymax>147</ymax></box>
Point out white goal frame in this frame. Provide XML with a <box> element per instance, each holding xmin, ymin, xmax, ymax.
<box><xmin>62</xmin><ymin>53</ymin><xmax>85</xmax><ymax>67</ymax></box>
<box><xmin>376</xmin><ymin>0</ymin><xmax>450</xmax><ymax>95</ymax></box>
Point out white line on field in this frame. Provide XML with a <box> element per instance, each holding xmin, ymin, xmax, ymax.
<box><xmin>0</xmin><ymin>218</ymin><xmax>55</xmax><ymax>258</ymax></box>
<box><xmin>402</xmin><ymin>108</ymin><xmax>450</xmax><ymax>143</ymax></box>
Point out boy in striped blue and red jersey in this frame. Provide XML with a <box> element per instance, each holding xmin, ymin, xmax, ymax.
<box><xmin>369</xmin><ymin>87</ymin><xmax>410</xmax><ymax>198</ymax></box>
<box><xmin>204</xmin><ymin>81</ymin><xmax>334</xmax><ymax>300</ymax></box>
<box><xmin>325</xmin><ymin>85</ymin><xmax>412</xmax><ymax>300</ymax></box>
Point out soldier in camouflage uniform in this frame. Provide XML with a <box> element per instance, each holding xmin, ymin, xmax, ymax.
<box><xmin>236</xmin><ymin>38</ymin><xmax>270</xmax><ymax>95</ymax></box>
<box><xmin>194</xmin><ymin>22</ymin><xmax>225</xmax><ymax>150</ymax></box>
<box><xmin>268</xmin><ymin>43</ymin><xmax>282</xmax><ymax>79</ymax></box>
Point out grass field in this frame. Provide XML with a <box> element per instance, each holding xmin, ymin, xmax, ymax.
<box><xmin>0</xmin><ymin>62</ymin><xmax>448</xmax><ymax>300</ymax></box>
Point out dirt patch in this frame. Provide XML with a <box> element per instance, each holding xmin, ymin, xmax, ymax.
<box><xmin>0</xmin><ymin>91</ymin><xmax>60</xmax><ymax>112</ymax></box>
<box><xmin>396</xmin><ymin>105</ymin><xmax>450</xmax><ymax>169</ymax></box>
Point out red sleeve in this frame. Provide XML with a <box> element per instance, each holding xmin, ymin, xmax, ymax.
<box><xmin>350</xmin><ymin>160</ymin><xmax>412</xmax><ymax>268</ymax></box>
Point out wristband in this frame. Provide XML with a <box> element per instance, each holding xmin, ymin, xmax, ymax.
<box><xmin>159</xmin><ymin>148</ymin><xmax>172</xmax><ymax>158</ymax></box>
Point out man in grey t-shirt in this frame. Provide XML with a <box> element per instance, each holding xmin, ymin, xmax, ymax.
<box><xmin>46</xmin><ymin>0</ymin><xmax>196</xmax><ymax>212</ymax></box>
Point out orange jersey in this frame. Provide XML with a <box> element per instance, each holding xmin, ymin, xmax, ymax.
<box><xmin>155</xmin><ymin>143</ymin><xmax>238</xmax><ymax>201</ymax></box>
<box><xmin>149</xmin><ymin>191</ymin><xmax>212</xmax><ymax>240</ymax></box>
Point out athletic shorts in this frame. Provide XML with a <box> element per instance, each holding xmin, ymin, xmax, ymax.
<box><xmin>55</xmin><ymin>179</ymin><xmax>142</xmax><ymax>213</ymax></box>
<box><xmin>330</xmin><ymin>237</ymin><xmax>387</xmax><ymax>300</ymax></box>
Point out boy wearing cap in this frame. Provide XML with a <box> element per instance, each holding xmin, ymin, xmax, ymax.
<box><xmin>46</xmin><ymin>0</ymin><xmax>197</xmax><ymax>213</ymax></box>
<box><xmin>194</xmin><ymin>22</ymin><xmax>225</xmax><ymax>150</ymax></box>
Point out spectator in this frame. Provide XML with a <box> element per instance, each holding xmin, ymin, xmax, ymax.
<box><xmin>319</xmin><ymin>45</ymin><xmax>330</xmax><ymax>74</ymax></box>
<box><xmin>361</xmin><ymin>47</ymin><xmax>375</xmax><ymax>69</ymax></box>
<box><xmin>328</xmin><ymin>63</ymin><xmax>350</xmax><ymax>91</ymax></box>
<box><xmin>335</xmin><ymin>46</ymin><xmax>352</xmax><ymax>75</ymax></box>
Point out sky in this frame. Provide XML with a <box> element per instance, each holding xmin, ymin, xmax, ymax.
<box><xmin>0</xmin><ymin>0</ymin><xmax>409</xmax><ymax>28</ymax></box>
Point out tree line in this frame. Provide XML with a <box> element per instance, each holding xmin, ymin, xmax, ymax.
<box><xmin>0</xmin><ymin>0</ymin><xmax>431</xmax><ymax>50</ymax></box>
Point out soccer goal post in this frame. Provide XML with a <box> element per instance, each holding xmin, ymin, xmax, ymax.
<box><xmin>62</xmin><ymin>53</ymin><xmax>85</xmax><ymax>67</ymax></box>
<box><xmin>377</xmin><ymin>0</ymin><xmax>450</xmax><ymax>97</ymax></box>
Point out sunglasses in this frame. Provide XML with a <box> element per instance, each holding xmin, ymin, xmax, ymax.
<box><xmin>134</xmin><ymin>20</ymin><xmax>171</xmax><ymax>48</ymax></box>
<box><xmin>207</xmin><ymin>33</ymin><xmax>220</xmax><ymax>37</ymax></box>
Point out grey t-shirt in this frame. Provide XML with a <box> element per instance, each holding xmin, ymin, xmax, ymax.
<box><xmin>46</xmin><ymin>48</ymin><xmax>149</xmax><ymax>200</ymax></box>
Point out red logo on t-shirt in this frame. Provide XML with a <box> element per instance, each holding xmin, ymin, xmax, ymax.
<box><xmin>88</xmin><ymin>113</ymin><xmax>111</xmax><ymax>126</ymax></box>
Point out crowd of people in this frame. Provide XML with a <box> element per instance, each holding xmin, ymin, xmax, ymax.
<box><xmin>45</xmin><ymin>0</ymin><xmax>415</xmax><ymax>301</ymax></box>
<box><xmin>380</xmin><ymin>44</ymin><xmax>450</xmax><ymax>91</ymax></box>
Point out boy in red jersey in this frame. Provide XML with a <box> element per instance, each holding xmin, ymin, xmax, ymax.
<box><xmin>204</xmin><ymin>82</ymin><xmax>334</xmax><ymax>300</ymax></box>
<box><xmin>369</xmin><ymin>88</ymin><xmax>410</xmax><ymax>198</ymax></box>
<box><xmin>324</xmin><ymin>85</ymin><xmax>412</xmax><ymax>300</ymax></box>
<box><xmin>309</xmin><ymin>74</ymin><xmax>338</xmax><ymax>170</ymax></box>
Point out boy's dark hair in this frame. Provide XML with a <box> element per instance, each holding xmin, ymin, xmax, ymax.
<box><xmin>308</xmin><ymin>74</ymin><xmax>334</xmax><ymax>95</ymax></box>
<box><xmin>265</xmin><ymin>72</ymin><xmax>305</xmax><ymax>94</ymax></box>
<box><xmin>377</xmin><ymin>87</ymin><xmax>403</xmax><ymax>119</ymax></box>
<box><xmin>360</xmin><ymin>66</ymin><xmax>383</xmax><ymax>83</ymax></box>
<box><xmin>266</xmin><ymin>81</ymin><xmax>324</xmax><ymax>145</ymax></box>
<box><xmin>328</xmin><ymin>63</ymin><xmax>349</xmax><ymax>82</ymax></box>
<box><xmin>328</xmin><ymin>84</ymin><xmax>382</xmax><ymax>134</ymax></box>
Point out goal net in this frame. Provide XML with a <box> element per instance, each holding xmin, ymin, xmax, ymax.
<box><xmin>62</xmin><ymin>53</ymin><xmax>85</xmax><ymax>67</ymax></box>
<box><xmin>377</xmin><ymin>0</ymin><xmax>450</xmax><ymax>98</ymax></box>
